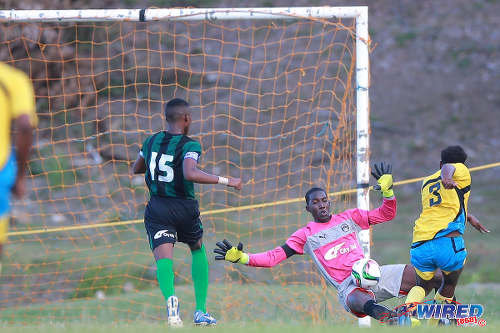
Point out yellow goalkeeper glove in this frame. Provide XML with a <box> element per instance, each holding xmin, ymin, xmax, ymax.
<box><xmin>214</xmin><ymin>239</ymin><xmax>249</xmax><ymax>264</ymax></box>
<box><xmin>371</xmin><ymin>162</ymin><xmax>394</xmax><ymax>198</ymax></box>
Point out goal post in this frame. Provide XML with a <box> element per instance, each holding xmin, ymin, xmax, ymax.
<box><xmin>0</xmin><ymin>7</ymin><xmax>371</xmax><ymax>326</ymax></box>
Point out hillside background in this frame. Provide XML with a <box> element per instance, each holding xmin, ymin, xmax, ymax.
<box><xmin>8</xmin><ymin>0</ymin><xmax>499</xmax><ymax>171</ymax></box>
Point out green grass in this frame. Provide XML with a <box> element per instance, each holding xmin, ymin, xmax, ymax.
<box><xmin>0</xmin><ymin>284</ymin><xmax>347</xmax><ymax>324</ymax></box>
<box><xmin>2</xmin><ymin>173</ymin><xmax>499</xmax><ymax>328</ymax></box>
<box><xmin>1</xmin><ymin>322</ymin><xmax>499</xmax><ymax>333</ymax></box>
<box><xmin>0</xmin><ymin>283</ymin><xmax>499</xmax><ymax>331</ymax></box>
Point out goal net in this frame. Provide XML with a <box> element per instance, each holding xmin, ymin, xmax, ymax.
<box><xmin>0</xmin><ymin>7</ymin><xmax>369</xmax><ymax>324</ymax></box>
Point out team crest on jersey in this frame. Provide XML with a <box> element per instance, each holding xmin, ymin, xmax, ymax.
<box><xmin>341</xmin><ymin>223</ymin><xmax>350</xmax><ymax>232</ymax></box>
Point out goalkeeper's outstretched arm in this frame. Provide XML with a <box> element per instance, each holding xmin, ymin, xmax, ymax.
<box><xmin>214</xmin><ymin>239</ymin><xmax>297</xmax><ymax>267</ymax></box>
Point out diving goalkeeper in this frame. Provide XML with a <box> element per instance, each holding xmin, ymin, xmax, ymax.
<box><xmin>214</xmin><ymin>164</ymin><xmax>430</xmax><ymax>322</ymax></box>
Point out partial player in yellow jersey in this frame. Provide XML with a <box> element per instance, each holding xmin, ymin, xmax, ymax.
<box><xmin>401</xmin><ymin>146</ymin><xmax>489</xmax><ymax>326</ymax></box>
<box><xmin>0</xmin><ymin>62</ymin><xmax>37</xmax><ymax>274</ymax></box>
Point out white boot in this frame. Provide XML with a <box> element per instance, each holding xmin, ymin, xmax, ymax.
<box><xmin>167</xmin><ymin>296</ymin><xmax>183</xmax><ymax>328</ymax></box>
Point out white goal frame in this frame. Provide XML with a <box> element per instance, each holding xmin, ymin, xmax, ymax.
<box><xmin>0</xmin><ymin>6</ymin><xmax>371</xmax><ymax>327</ymax></box>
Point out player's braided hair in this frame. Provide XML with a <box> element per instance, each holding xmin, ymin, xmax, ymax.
<box><xmin>305</xmin><ymin>187</ymin><xmax>327</xmax><ymax>205</ymax></box>
<box><xmin>441</xmin><ymin>145</ymin><xmax>467</xmax><ymax>164</ymax></box>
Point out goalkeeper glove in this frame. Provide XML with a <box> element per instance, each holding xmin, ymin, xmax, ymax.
<box><xmin>214</xmin><ymin>239</ymin><xmax>249</xmax><ymax>264</ymax></box>
<box><xmin>371</xmin><ymin>162</ymin><xmax>394</xmax><ymax>198</ymax></box>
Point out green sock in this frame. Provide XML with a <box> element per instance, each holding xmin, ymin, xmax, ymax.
<box><xmin>156</xmin><ymin>258</ymin><xmax>175</xmax><ymax>300</ymax></box>
<box><xmin>191</xmin><ymin>244</ymin><xmax>209</xmax><ymax>312</ymax></box>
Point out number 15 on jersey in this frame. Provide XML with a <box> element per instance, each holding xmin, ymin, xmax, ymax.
<box><xmin>150</xmin><ymin>152</ymin><xmax>174</xmax><ymax>183</ymax></box>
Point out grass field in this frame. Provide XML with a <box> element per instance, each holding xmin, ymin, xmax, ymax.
<box><xmin>1</xmin><ymin>177</ymin><xmax>498</xmax><ymax>331</ymax></box>
<box><xmin>0</xmin><ymin>282</ymin><xmax>499</xmax><ymax>331</ymax></box>
<box><xmin>1</xmin><ymin>322</ymin><xmax>499</xmax><ymax>333</ymax></box>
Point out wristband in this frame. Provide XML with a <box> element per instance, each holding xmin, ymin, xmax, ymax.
<box><xmin>382</xmin><ymin>189</ymin><xmax>394</xmax><ymax>198</ymax></box>
<box><xmin>239</xmin><ymin>252</ymin><xmax>250</xmax><ymax>265</ymax></box>
<box><xmin>218</xmin><ymin>176</ymin><xmax>229</xmax><ymax>185</ymax></box>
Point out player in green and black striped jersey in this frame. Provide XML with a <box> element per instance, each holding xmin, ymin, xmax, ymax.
<box><xmin>141</xmin><ymin>130</ymin><xmax>202</xmax><ymax>199</ymax></box>
<box><xmin>132</xmin><ymin>98</ymin><xmax>241</xmax><ymax>326</ymax></box>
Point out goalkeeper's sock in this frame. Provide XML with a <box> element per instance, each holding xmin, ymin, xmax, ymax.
<box><xmin>191</xmin><ymin>244</ymin><xmax>209</xmax><ymax>313</ymax></box>
<box><xmin>363</xmin><ymin>300</ymin><xmax>397</xmax><ymax>322</ymax></box>
<box><xmin>156</xmin><ymin>258</ymin><xmax>175</xmax><ymax>300</ymax></box>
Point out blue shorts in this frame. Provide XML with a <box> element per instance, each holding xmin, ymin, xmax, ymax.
<box><xmin>0</xmin><ymin>153</ymin><xmax>17</xmax><ymax>217</ymax></box>
<box><xmin>410</xmin><ymin>236</ymin><xmax>467</xmax><ymax>278</ymax></box>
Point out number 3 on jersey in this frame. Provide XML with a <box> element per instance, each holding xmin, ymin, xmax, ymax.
<box><xmin>150</xmin><ymin>152</ymin><xmax>174</xmax><ymax>182</ymax></box>
<box><xmin>429</xmin><ymin>182</ymin><xmax>442</xmax><ymax>206</ymax></box>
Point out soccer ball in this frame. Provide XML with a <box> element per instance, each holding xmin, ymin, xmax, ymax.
<box><xmin>351</xmin><ymin>258</ymin><xmax>381</xmax><ymax>288</ymax></box>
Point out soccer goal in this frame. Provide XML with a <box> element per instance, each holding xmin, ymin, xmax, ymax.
<box><xmin>0</xmin><ymin>7</ymin><xmax>371</xmax><ymax>326</ymax></box>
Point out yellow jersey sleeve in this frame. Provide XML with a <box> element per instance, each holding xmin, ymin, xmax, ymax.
<box><xmin>450</xmin><ymin>163</ymin><xmax>470</xmax><ymax>189</ymax></box>
<box><xmin>9</xmin><ymin>67</ymin><xmax>37</xmax><ymax>127</ymax></box>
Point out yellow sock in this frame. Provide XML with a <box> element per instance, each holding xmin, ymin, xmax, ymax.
<box><xmin>406</xmin><ymin>286</ymin><xmax>426</xmax><ymax>305</ymax></box>
<box><xmin>434</xmin><ymin>291</ymin><xmax>454</xmax><ymax>303</ymax></box>
<box><xmin>428</xmin><ymin>292</ymin><xmax>454</xmax><ymax>326</ymax></box>
<box><xmin>404</xmin><ymin>286</ymin><xmax>425</xmax><ymax>326</ymax></box>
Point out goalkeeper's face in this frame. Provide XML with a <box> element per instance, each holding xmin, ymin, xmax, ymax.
<box><xmin>306</xmin><ymin>190</ymin><xmax>331</xmax><ymax>223</ymax></box>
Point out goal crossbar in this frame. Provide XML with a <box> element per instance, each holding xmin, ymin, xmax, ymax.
<box><xmin>0</xmin><ymin>7</ymin><xmax>367</xmax><ymax>22</ymax></box>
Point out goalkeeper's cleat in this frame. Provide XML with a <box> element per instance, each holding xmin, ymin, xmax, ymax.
<box><xmin>193</xmin><ymin>310</ymin><xmax>217</xmax><ymax>326</ymax></box>
<box><xmin>167</xmin><ymin>296</ymin><xmax>183</xmax><ymax>328</ymax></box>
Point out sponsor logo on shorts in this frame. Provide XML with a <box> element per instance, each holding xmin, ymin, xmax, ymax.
<box><xmin>154</xmin><ymin>229</ymin><xmax>175</xmax><ymax>240</ymax></box>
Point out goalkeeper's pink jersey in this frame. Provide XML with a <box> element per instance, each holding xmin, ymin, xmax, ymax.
<box><xmin>248</xmin><ymin>198</ymin><xmax>397</xmax><ymax>289</ymax></box>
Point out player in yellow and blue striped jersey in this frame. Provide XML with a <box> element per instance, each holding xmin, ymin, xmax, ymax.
<box><xmin>402</xmin><ymin>146</ymin><xmax>489</xmax><ymax>326</ymax></box>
